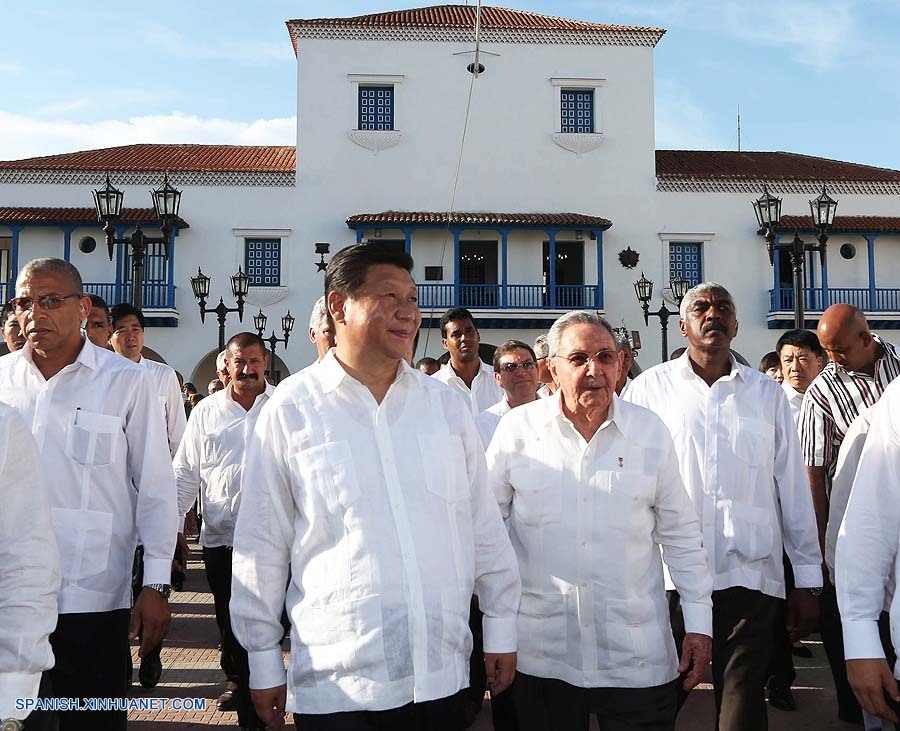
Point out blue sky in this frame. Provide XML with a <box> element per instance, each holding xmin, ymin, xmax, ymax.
<box><xmin>3</xmin><ymin>1</ymin><xmax>898</xmax><ymax>168</ymax></box>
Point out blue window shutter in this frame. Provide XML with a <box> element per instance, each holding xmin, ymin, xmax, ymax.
<box><xmin>245</xmin><ymin>238</ymin><xmax>281</xmax><ymax>286</ymax></box>
<box><xmin>669</xmin><ymin>243</ymin><xmax>702</xmax><ymax>287</ymax></box>
<box><xmin>561</xmin><ymin>89</ymin><xmax>594</xmax><ymax>134</ymax></box>
<box><xmin>358</xmin><ymin>86</ymin><xmax>394</xmax><ymax>131</ymax></box>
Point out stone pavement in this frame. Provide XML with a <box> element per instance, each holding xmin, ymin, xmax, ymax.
<box><xmin>129</xmin><ymin>546</ymin><xmax>863</xmax><ymax>730</ymax></box>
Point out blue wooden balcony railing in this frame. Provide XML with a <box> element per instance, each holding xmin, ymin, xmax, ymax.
<box><xmin>0</xmin><ymin>282</ymin><xmax>175</xmax><ymax>309</ymax></box>
<box><xmin>417</xmin><ymin>283</ymin><xmax>599</xmax><ymax>310</ymax></box>
<box><xmin>769</xmin><ymin>287</ymin><xmax>900</xmax><ymax>313</ymax></box>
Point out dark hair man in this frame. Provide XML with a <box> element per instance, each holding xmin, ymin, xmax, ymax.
<box><xmin>230</xmin><ymin>244</ymin><xmax>520</xmax><ymax>731</ymax></box>
<box><xmin>488</xmin><ymin>311</ymin><xmax>711</xmax><ymax>730</ymax></box>
<box><xmin>0</xmin><ymin>258</ymin><xmax>178</xmax><ymax>731</ymax></box>
<box><xmin>175</xmin><ymin>332</ymin><xmax>273</xmax><ymax>728</ymax></box>
<box><xmin>799</xmin><ymin>305</ymin><xmax>900</xmax><ymax>724</ymax></box>
<box><xmin>85</xmin><ymin>294</ymin><xmax>112</xmax><ymax>348</ymax></box>
<box><xmin>433</xmin><ymin>307</ymin><xmax>502</xmax><ymax>414</ymax></box>
<box><xmin>1</xmin><ymin>301</ymin><xmax>25</xmax><ymax>352</ymax></box>
<box><xmin>626</xmin><ymin>282</ymin><xmax>822</xmax><ymax>731</ymax></box>
<box><xmin>474</xmin><ymin>340</ymin><xmax>539</xmax><ymax>448</ymax></box>
<box><xmin>415</xmin><ymin>356</ymin><xmax>440</xmax><ymax>375</ymax></box>
<box><xmin>776</xmin><ymin>329</ymin><xmax>824</xmax><ymax>425</ymax></box>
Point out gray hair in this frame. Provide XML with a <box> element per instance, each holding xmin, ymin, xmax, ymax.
<box><xmin>16</xmin><ymin>257</ymin><xmax>83</xmax><ymax>293</ymax></box>
<box><xmin>308</xmin><ymin>296</ymin><xmax>329</xmax><ymax>332</ymax></box>
<box><xmin>533</xmin><ymin>333</ymin><xmax>549</xmax><ymax>359</ymax></box>
<box><xmin>679</xmin><ymin>282</ymin><xmax>736</xmax><ymax>320</ymax></box>
<box><xmin>547</xmin><ymin>311</ymin><xmax>618</xmax><ymax>356</ymax></box>
<box><xmin>216</xmin><ymin>350</ymin><xmax>227</xmax><ymax>371</ymax></box>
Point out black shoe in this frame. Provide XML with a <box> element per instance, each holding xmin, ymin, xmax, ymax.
<box><xmin>791</xmin><ymin>644</ymin><xmax>813</xmax><ymax>658</ymax></box>
<box><xmin>767</xmin><ymin>685</ymin><xmax>797</xmax><ymax>712</ymax></box>
<box><xmin>138</xmin><ymin>654</ymin><xmax>163</xmax><ymax>689</ymax></box>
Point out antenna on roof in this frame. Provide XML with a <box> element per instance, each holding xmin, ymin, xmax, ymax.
<box><xmin>737</xmin><ymin>104</ymin><xmax>742</xmax><ymax>152</ymax></box>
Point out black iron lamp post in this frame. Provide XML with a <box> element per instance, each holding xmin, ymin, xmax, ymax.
<box><xmin>752</xmin><ymin>184</ymin><xmax>838</xmax><ymax>328</ymax></box>
<box><xmin>190</xmin><ymin>267</ymin><xmax>250</xmax><ymax>351</ymax></box>
<box><xmin>253</xmin><ymin>308</ymin><xmax>295</xmax><ymax>383</ymax></box>
<box><xmin>92</xmin><ymin>173</ymin><xmax>182</xmax><ymax>310</ymax></box>
<box><xmin>634</xmin><ymin>273</ymin><xmax>690</xmax><ymax>363</ymax></box>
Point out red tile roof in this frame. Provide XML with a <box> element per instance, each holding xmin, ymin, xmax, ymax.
<box><xmin>0</xmin><ymin>144</ymin><xmax>296</xmax><ymax>172</ymax></box>
<box><xmin>289</xmin><ymin>5</ymin><xmax>662</xmax><ymax>33</ymax></box>
<box><xmin>347</xmin><ymin>211</ymin><xmax>612</xmax><ymax>227</ymax></box>
<box><xmin>0</xmin><ymin>207</ymin><xmax>189</xmax><ymax>228</ymax></box>
<box><xmin>779</xmin><ymin>215</ymin><xmax>900</xmax><ymax>234</ymax></box>
<box><xmin>656</xmin><ymin>150</ymin><xmax>900</xmax><ymax>182</ymax></box>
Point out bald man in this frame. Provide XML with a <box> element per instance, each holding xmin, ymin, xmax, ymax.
<box><xmin>799</xmin><ymin>304</ymin><xmax>900</xmax><ymax>724</ymax></box>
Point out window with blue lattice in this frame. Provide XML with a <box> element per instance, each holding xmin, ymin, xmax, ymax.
<box><xmin>358</xmin><ymin>86</ymin><xmax>394</xmax><ymax>131</ymax></box>
<box><xmin>669</xmin><ymin>243</ymin><xmax>702</xmax><ymax>287</ymax></box>
<box><xmin>245</xmin><ymin>238</ymin><xmax>281</xmax><ymax>286</ymax></box>
<box><xmin>561</xmin><ymin>89</ymin><xmax>594</xmax><ymax>133</ymax></box>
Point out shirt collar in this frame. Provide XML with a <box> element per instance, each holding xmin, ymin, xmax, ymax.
<box><xmin>319</xmin><ymin>348</ymin><xmax>413</xmax><ymax>394</ymax></box>
<box><xmin>22</xmin><ymin>333</ymin><xmax>97</xmax><ymax>372</ymax></box>
<box><xmin>442</xmin><ymin>359</ymin><xmax>490</xmax><ymax>380</ymax></box>
<box><xmin>675</xmin><ymin>349</ymin><xmax>744</xmax><ymax>383</ymax></box>
<box><xmin>782</xmin><ymin>381</ymin><xmax>804</xmax><ymax>401</ymax></box>
<box><xmin>224</xmin><ymin>380</ymin><xmax>276</xmax><ymax>406</ymax></box>
<box><xmin>542</xmin><ymin>388</ymin><xmax>624</xmax><ymax>435</ymax></box>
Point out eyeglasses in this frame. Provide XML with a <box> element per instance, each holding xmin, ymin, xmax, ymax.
<box><xmin>554</xmin><ymin>350</ymin><xmax>619</xmax><ymax>368</ymax></box>
<box><xmin>10</xmin><ymin>293</ymin><xmax>82</xmax><ymax>312</ymax></box>
<box><xmin>499</xmin><ymin>360</ymin><xmax>537</xmax><ymax>374</ymax></box>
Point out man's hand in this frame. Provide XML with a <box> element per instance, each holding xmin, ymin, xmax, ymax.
<box><xmin>848</xmin><ymin>658</ymin><xmax>900</xmax><ymax>723</ymax></box>
<box><xmin>786</xmin><ymin>588</ymin><xmax>820</xmax><ymax>641</ymax></box>
<box><xmin>250</xmin><ymin>685</ymin><xmax>287</xmax><ymax>730</ymax></box>
<box><xmin>129</xmin><ymin>586</ymin><xmax>171</xmax><ymax>657</ymax></box>
<box><xmin>678</xmin><ymin>633</ymin><xmax>712</xmax><ymax>690</ymax></box>
<box><xmin>174</xmin><ymin>532</ymin><xmax>192</xmax><ymax>572</ymax></box>
<box><xmin>184</xmin><ymin>509</ymin><xmax>198</xmax><ymax>536</ymax></box>
<box><xmin>484</xmin><ymin>652</ymin><xmax>516</xmax><ymax>696</ymax></box>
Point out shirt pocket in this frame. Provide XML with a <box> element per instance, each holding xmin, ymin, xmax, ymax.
<box><xmin>50</xmin><ymin>507</ymin><xmax>112</xmax><ymax>582</ymax></box>
<box><xmin>604</xmin><ymin>597</ymin><xmax>658</xmax><ymax>665</ymax></box>
<box><xmin>517</xmin><ymin>590</ymin><xmax>568</xmax><ymax>664</ymax></box>
<box><xmin>720</xmin><ymin>498</ymin><xmax>774</xmax><ymax>563</ymax></box>
<box><xmin>419</xmin><ymin>434</ymin><xmax>468</xmax><ymax>503</ymax></box>
<box><xmin>293</xmin><ymin>441</ymin><xmax>361</xmax><ymax>513</ymax></box>
<box><xmin>509</xmin><ymin>464</ymin><xmax>561</xmax><ymax>526</ymax></box>
<box><xmin>732</xmin><ymin>417</ymin><xmax>775</xmax><ymax>468</ymax></box>
<box><xmin>65</xmin><ymin>410</ymin><xmax>122</xmax><ymax>467</ymax></box>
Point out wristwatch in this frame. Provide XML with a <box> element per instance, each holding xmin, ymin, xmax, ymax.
<box><xmin>807</xmin><ymin>587</ymin><xmax>823</xmax><ymax>597</ymax></box>
<box><xmin>2</xmin><ymin>718</ymin><xmax>24</xmax><ymax>731</ymax></box>
<box><xmin>146</xmin><ymin>583</ymin><xmax>172</xmax><ymax>599</ymax></box>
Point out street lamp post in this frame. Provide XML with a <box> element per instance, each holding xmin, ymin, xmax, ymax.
<box><xmin>253</xmin><ymin>308</ymin><xmax>295</xmax><ymax>383</ymax></box>
<box><xmin>92</xmin><ymin>173</ymin><xmax>182</xmax><ymax>310</ymax></box>
<box><xmin>190</xmin><ymin>267</ymin><xmax>250</xmax><ymax>351</ymax></box>
<box><xmin>633</xmin><ymin>273</ymin><xmax>690</xmax><ymax>363</ymax></box>
<box><xmin>752</xmin><ymin>185</ymin><xmax>838</xmax><ymax>328</ymax></box>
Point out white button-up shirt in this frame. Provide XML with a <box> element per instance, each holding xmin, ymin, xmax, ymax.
<box><xmin>0</xmin><ymin>339</ymin><xmax>178</xmax><ymax>614</ymax></box>
<box><xmin>782</xmin><ymin>381</ymin><xmax>805</xmax><ymax>426</ymax></box>
<box><xmin>474</xmin><ymin>397</ymin><xmax>511</xmax><ymax>448</ymax></box>
<box><xmin>837</xmin><ymin>379</ymin><xmax>900</xmax><ymax>666</ymax></box>
<box><xmin>0</xmin><ymin>403</ymin><xmax>60</xmax><ymax>720</ymax></box>
<box><xmin>138</xmin><ymin>355</ymin><xmax>186</xmax><ymax>457</ymax></box>
<box><xmin>231</xmin><ymin>350</ymin><xmax>521</xmax><ymax>714</ymax></box>
<box><xmin>432</xmin><ymin>360</ymin><xmax>502</xmax><ymax>415</ymax></box>
<box><xmin>487</xmin><ymin>394</ymin><xmax>712</xmax><ymax>688</ymax></box>
<box><xmin>174</xmin><ymin>383</ymin><xmax>276</xmax><ymax>547</ymax></box>
<box><xmin>625</xmin><ymin>353</ymin><xmax>822</xmax><ymax>597</ymax></box>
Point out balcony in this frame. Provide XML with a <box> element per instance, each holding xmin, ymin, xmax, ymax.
<box><xmin>769</xmin><ymin>287</ymin><xmax>900</xmax><ymax>312</ymax></box>
<box><xmin>418</xmin><ymin>283</ymin><xmax>600</xmax><ymax>310</ymax></box>
<box><xmin>0</xmin><ymin>281</ymin><xmax>176</xmax><ymax>310</ymax></box>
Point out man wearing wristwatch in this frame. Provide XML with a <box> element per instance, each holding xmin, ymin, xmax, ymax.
<box><xmin>0</xmin><ymin>259</ymin><xmax>178</xmax><ymax>731</ymax></box>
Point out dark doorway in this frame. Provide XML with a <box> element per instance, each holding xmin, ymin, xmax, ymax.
<box><xmin>458</xmin><ymin>241</ymin><xmax>498</xmax><ymax>307</ymax></box>
<box><xmin>543</xmin><ymin>241</ymin><xmax>584</xmax><ymax>307</ymax></box>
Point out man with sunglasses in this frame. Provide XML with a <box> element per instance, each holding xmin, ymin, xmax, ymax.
<box><xmin>487</xmin><ymin>311</ymin><xmax>712</xmax><ymax>730</ymax></box>
<box><xmin>625</xmin><ymin>282</ymin><xmax>822</xmax><ymax>731</ymax></box>
<box><xmin>0</xmin><ymin>258</ymin><xmax>178</xmax><ymax>731</ymax></box>
<box><xmin>475</xmin><ymin>340</ymin><xmax>540</xmax><ymax>449</ymax></box>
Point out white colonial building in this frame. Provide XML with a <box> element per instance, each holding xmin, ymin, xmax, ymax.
<box><xmin>1</xmin><ymin>4</ymin><xmax>900</xmax><ymax>381</ymax></box>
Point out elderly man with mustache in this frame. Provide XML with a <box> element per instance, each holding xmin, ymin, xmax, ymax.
<box><xmin>174</xmin><ymin>332</ymin><xmax>276</xmax><ymax>730</ymax></box>
<box><xmin>625</xmin><ymin>282</ymin><xmax>822</xmax><ymax>731</ymax></box>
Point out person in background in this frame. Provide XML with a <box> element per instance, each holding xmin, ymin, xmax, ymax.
<box><xmin>759</xmin><ymin>351</ymin><xmax>784</xmax><ymax>384</ymax></box>
<box><xmin>415</xmin><ymin>356</ymin><xmax>440</xmax><ymax>375</ymax></box>
<box><xmin>189</xmin><ymin>393</ymin><xmax>204</xmax><ymax>409</ymax></box>
<box><xmin>777</xmin><ymin>330</ymin><xmax>824</xmax><ymax>425</ymax></box>
<box><xmin>474</xmin><ymin>340</ymin><xmax>540</xmax><ymax>449</ymax></box>
<box><xmin>85</xmin><ymin>294</ymin><xmax>113</xmax><ymax>349</ymax></box>
<box><xmin>433</xmin><ymin>307</ymin><xmax>502</xmax><ymax>414</ymax></box>
<box><xmin>307</xmin><ymin>295</ymin><xmax>336</xmax><ymax>363</ymax></box>
<box><xmin>615</xmin><ymin>334</ymin><xmax>636</xmax><ymax>396</ymax></box>
<box><xmin>216</xmin><ymin>351</ymin><xmax>230</xmax><ymax>387</ymax></box>
<box><xmin>1</xmin><ymin>301</ymin><xmax>26</xmax><ymax>352</ymax></box>
<box><xmin>208</xmin><ymin>378</ymin><xmax>224</xmax><ymax>395</ymax></box>
<box><xmin>533</xmin><ymin>334</ymin><xmax>556</xmax><ymax>398</ymax></box>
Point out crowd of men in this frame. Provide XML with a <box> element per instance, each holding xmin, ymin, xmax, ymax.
<box><xmin>3</xmin><ymin>248</ymin><xmax>900</xmax><ymax>731</ymax></box>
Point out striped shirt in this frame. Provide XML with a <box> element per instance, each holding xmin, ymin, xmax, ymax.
<box><xmin>799</xmin><ymin>334</ymin><xmax>900</xmax><ymax>478</ymax></box>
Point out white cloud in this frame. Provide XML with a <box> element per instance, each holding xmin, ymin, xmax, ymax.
<box><xmin>579</xmin><ymin>0</ymin><xmax>857</xmax><ymax>69</ymax></box>
<box><xmin>138</xmin><ymin>23</ymin><xmax>294</xmax><ymax>64</ymax></box>
<box><xmin>654</xmin><ymin>78</ymin><xmax>727</xmax><ymax>149</ymax></box>
<box><xmin>0</xmin><ymin>111</ymin><xmax>296</xmax><ymax>161</ymax></box>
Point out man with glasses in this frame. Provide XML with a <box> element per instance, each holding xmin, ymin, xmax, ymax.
<box><xmin>0</xmin><ymin>258</ymin><xmax>178</xmax><ymax>731</ymax></box>
<box><xmin>487</xmin><ymin>311</ymin><xmax>712</xmax><ymax>730</ymax></box>
<box><xmin>475</xmin><ymin>340</ymin><xmax>540</xmax><ymax>448</ymax></box>
<box><xmin>625</xmin><ymin>282</ymin><xmax>822</xmax><ymax>731</ymax></box>
<box><xmin>85</xmin><ymin>295</ymin><xmax>112</xmax><ymax>349</ymax></box>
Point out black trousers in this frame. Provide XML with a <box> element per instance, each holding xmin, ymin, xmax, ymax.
<box><xmin>511</xmin><ymin>672</ymin><xmax>678</xmax><ymax>731</ymax></box>
<box><xmin>670</xmin><ymin>587</ymin><xmax>779</xmax><ymax>731</ymax></box>
<box><xmin>767</xmin><ymin>556</ymin><xmax>797</xmax><ymax>689</ymax></box>
<box><xmin>820</xmin><ymin>579</ymin><xmax>863</xmax><ymax>721</ymax></box>
<box><xmin>22</xmin><ymin>672</ymin><xmax>58</xmax><ymax>731</ymax></box>
<box><xmin>130</xmin><ymin>546</ymin><xmax>162</xmax><ymax>669</ymax></box>
<box><xmin>292</xmin><ymin>690</ymin><xmax>466</xmax><ymax>731</ymax></box>
<box><xmin>467</xmin><ymin>601</ymin><xmax>518</xmax><ymax>730</ymax></box>
<box><xmin>49</xmin><ymin>610</ymin><xmax>130</xmax><ymax>731</ymax></box>
<box><xmin>202</xmin><ymin>545</ymin><xmax>264</xmax><ymax>729</ymax></box>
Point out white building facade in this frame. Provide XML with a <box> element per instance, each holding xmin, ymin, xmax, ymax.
<box><xmin>1</xmin><ymin>5</ymin><xmax>899</xmax><ymax>381</ymax></box>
